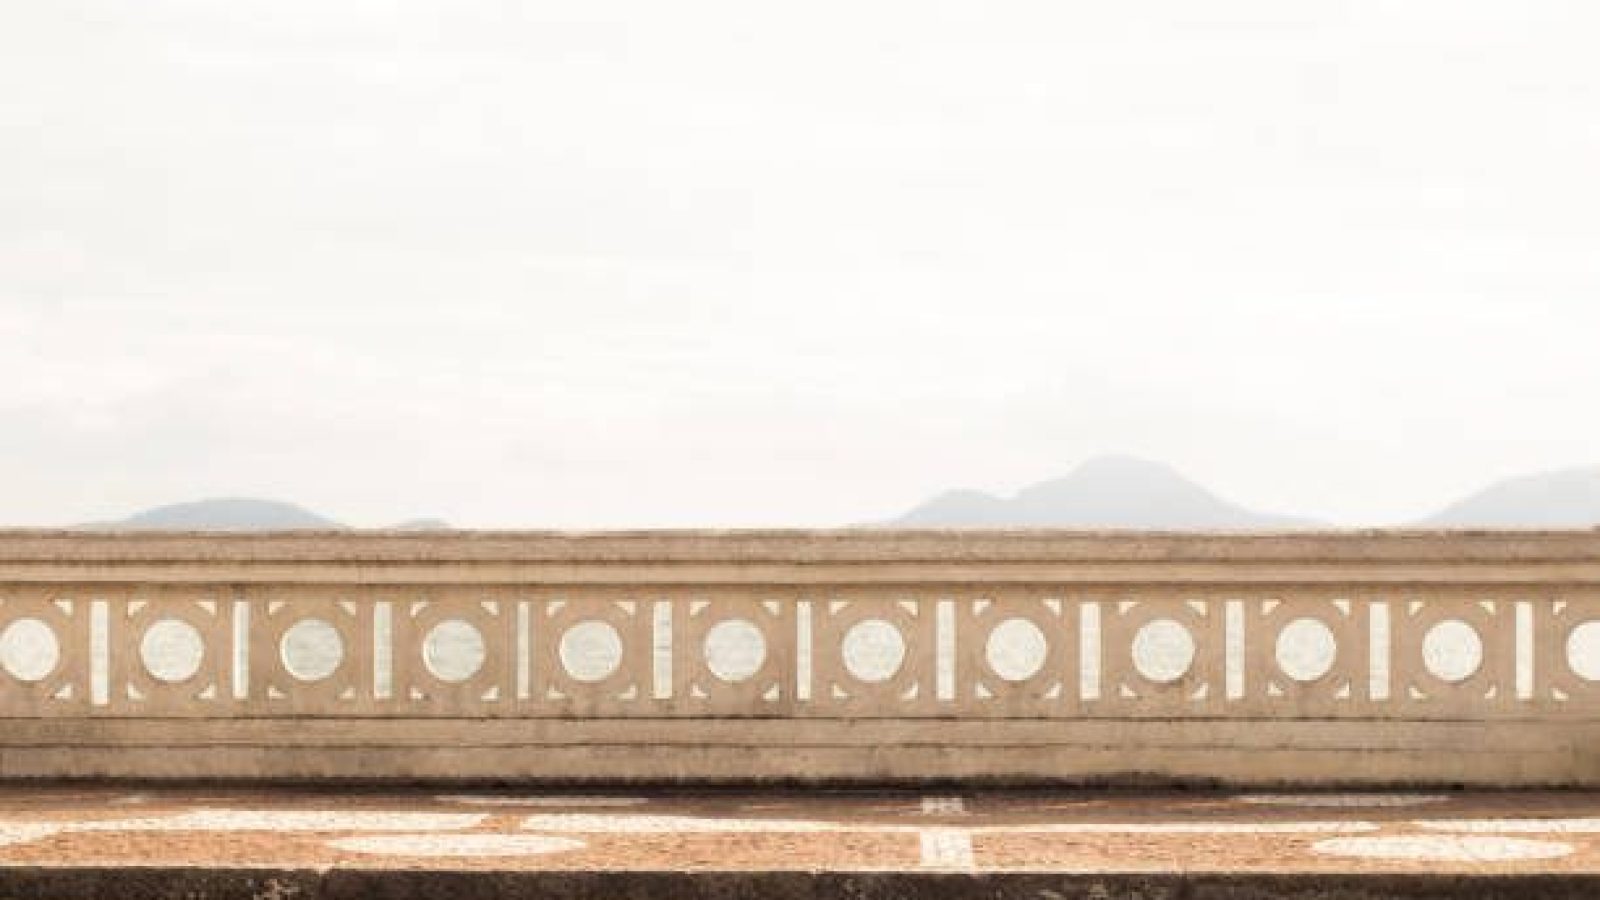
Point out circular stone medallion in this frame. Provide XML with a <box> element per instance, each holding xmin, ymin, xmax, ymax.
<box><xmin>841</xmin><ymin>618</ymin><xmax>906</xmax><ymax>683</ymax></box>
<box><xmin>0</xmin><ymin>618</ymin><xmax>60</xmax><ymax>682</ymax></box>
<box><xmin>1566</xmin><ymin>620</ymin><xmax>1600</xmax><ymax>682</ymax></box>
<box><xmin>985</xmin><ymin>618</ymin><xmax>1048</xmax><ymax>682</ymax></box>
<box><xmin>280</xmin><ymin>618</ymin><xmax>345</xmax><ymax>682</ymax></box>
<box><xmin>703</xmin><ymin>619</ymin><xmax>767</xmax><ymax>683</ymax></box>
<box><xmin>139</xmin><ymin>618</ymin><xmax>205</xmax><ymax>683</ymax></box>
<box><xmin>1422</xmin><ymin>619</ymin><xmax>1483</xmax><ymax>683</ymax></box>
<box><xmin>423</xmin><ymin>619</ymin><xmax>487</xmax><ymax>683</ymax></box>
<box><xmin>559</xmin><ymin>620</ymin><xmax>624</xmax><ymax>683</ymax></box>
<box><xmin>1274</xmin><ymin>617</ymin><xmax>1337</xmax><ymax>682</ymax></box>
<box><xmin>1131</xmin><ymin>618</ymin><xmax>1195</xmax><ymax>683</ymax></box>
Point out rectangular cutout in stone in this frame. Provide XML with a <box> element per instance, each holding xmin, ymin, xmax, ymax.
<box><xmin>1079</xmin><ymin>602</ymin><xmax>1101</xmax><ymax>702</ymax></box>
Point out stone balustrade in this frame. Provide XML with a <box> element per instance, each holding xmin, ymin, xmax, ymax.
<box><xmin>0</xmin><ymin>530</ymin><xmax>1597</xmax><ymax>785</ymax></box>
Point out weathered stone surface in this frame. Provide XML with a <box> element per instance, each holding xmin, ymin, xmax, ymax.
<box><xmin>1</xmin><ymin>530</ymin><xmax>1597</xmax><ymax>785</ymax></box>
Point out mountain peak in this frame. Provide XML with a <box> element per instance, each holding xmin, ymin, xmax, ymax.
<box><xmin>390</xmin><ymin>517</ymin><xmax>453</xmax><ymax>531</ymax></box>
<box><xmin>1420</xmin><ymin>466</ymin><xmax>1600</xmax><ymax>528</ymax></box>
<box><xmin>82</xmin><ymin>498</ymin><xmax>458</xmax><ymax>530</ymax></box>
<box><xmin>1019</xmin><ymin>455</ymin><xmax>1211</xmax><ymax>501</ymax></box>
<box><xmin>890</xmin><ymin>457</ymin><xmax>1315</xmax><ymax>529</ymax></box>
<box><xmin>102</xmin><ymin>497</ymin><xmax>343</xmax><ymax>531</ymax></box>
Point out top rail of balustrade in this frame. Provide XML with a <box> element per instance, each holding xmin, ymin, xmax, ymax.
<box><xmin>1</xmin><ymin>528</ymin><xmax>1599</xmax><ymax>585</ymax></box>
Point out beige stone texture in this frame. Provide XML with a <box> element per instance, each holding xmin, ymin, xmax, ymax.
<box><xmin>0</xmin><ymin>529</ymin><xmax>1597</xmax><ymax>785</ymax></box>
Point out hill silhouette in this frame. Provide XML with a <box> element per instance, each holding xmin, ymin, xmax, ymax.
<box><xmin>82</xmin><ymin>498</ymin><xmax>449</xmax><ymax>531</ymax></box>
<box><xmin>1419</xmin><ymin>467</ymin><xmax>1600</xmax><ymax>528</ymax></box>
<box><xmin>72</xmin><ymin>464</ymin><xmax>1600</xmax><ymax>531</ymax></box>
<box><xmin>92</xmin><ymin>498</ymin><xmax>341</xmax><ymax>530</ymax></box>
<box><xmin>888</xmin><ymin>455</ymin><xmax>1318</xmax><ymax>529</ymax></box>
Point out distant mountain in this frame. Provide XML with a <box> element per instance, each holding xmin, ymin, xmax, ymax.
<box><xmin>94</xmin><ymin>497</ymin><xmax>343</xmax><ymax>531</ymax></box>
<box><xmin>390</xmin><ymin>518</ymin><xmax>453</xmax><ymax>530</ymax></box>
<box><xmin>83</xmin><ymin>498</ymin><xmax>454</xmax><ymax>530</ymax></box>
<box><xmin>888</xmin><ymin>455</ymin><xmax>1319</xmax><ymax>529</ymax></box>
<box><xmin>1419</xmin><ymin>467</ymin><xmax>1600</xmax><ymax>528</ymax></box>
<box><xmin>65</xmin><ymin>465</ymin><xmax>1600</xmax><ymax>532</ymax></box>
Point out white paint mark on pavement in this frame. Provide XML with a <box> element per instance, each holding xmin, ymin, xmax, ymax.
<box><xmin>0</xmin><ymin>823</ymin><xmax>60</xmax><ymax>847</ymax></box>
<box><xmin>1416</xmin><ymin>817</ymin><xmax>1600</xmax><ymax>834</ymax></box>
<box><xmin>519</xmin><ymin>813</ymin><xmax>841</xmax><ymax>833</ymax></box>
<box><xmin>920</xmin><ymin>828</ymin><xmax>975</xmax><ymax>869</ymax></box>
<box><xmin>70</xmin><ymin>811</ymin><xmax>485</xmax><ymax>833</ymax></box>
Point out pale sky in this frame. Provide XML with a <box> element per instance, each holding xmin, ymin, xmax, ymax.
<box><xmin>2</xmin><ymin>1</ymin><xmax>1597</xmax><ymax>527</ymax></box>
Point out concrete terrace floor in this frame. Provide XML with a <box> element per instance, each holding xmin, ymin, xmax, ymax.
<box><xmin>2</xmin><ymin>786</ymin><xmax>1600</xmax><ymax>898</ymax></box>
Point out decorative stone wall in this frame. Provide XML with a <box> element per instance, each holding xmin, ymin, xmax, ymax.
<box><xmin>0</xmin><ymin>530</ymin><xmax>1597</xmax><ymax>785</ymax></box>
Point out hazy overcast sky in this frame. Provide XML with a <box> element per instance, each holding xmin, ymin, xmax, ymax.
<box><xmin>2</xmin><ymin>1</ymin><xmax>1597</xmax><ymax>527</ymax></box>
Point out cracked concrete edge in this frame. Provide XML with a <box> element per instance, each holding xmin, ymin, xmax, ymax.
<box><xmin>1</xmin><ymin>869</ymin><xmax>1599</xmax><ymax>900</ymax></box>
